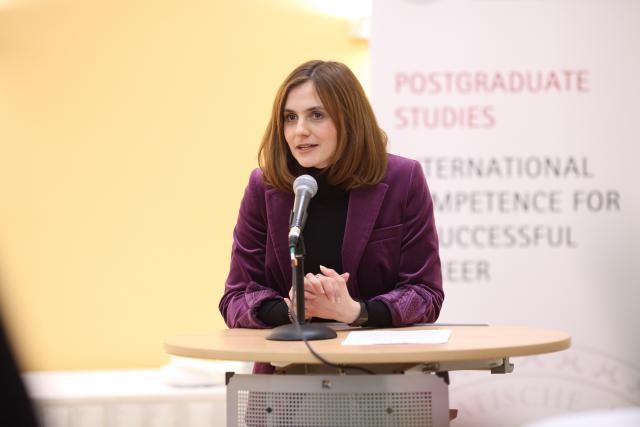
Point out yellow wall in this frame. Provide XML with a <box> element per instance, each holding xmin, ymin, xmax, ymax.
<box><xmin>0</xmin><ymin>0</ymin><xmax>369</xmax><ymax>370</ymax></box>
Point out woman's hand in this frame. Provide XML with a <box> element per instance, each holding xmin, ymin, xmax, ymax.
<box><xmin>301</xmin><ymin>265</ymin><xmax>361</xmax><ymax>324</ymax></box>
<box><xmin>284</xmin><ymin>287</ymin><xmax>313</xmax><ymax>321</ymax></box>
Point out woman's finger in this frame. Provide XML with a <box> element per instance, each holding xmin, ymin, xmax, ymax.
<box><xmin>319</xmin><ymin>277</ymin><xmax>340</xmax><ymax>303</ymax></box>
<box><xmin>303</xmin><ymin>281</ymin><xmax>319</xmax><ymax>298</ymax></box>
<box><xmin>319</xmin><ymin>265</ymin><xmax>341</xmax><ymax>279</ymax></box>
<box><xmin>305</xmin><ymin>273</ymin><xmax>325</xmax><ymax>295</ymax></box>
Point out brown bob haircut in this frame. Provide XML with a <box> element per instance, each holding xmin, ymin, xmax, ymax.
<box><xmin>258</xmin><ymin>60</ymin><xmax>387</xmax><ymax>193</ymax></box>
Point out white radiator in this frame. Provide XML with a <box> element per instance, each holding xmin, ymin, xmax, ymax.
<box><xmin>23</xmin><ymin>363</ymin><xmax>250</xmax><ymax>427</ymax></box>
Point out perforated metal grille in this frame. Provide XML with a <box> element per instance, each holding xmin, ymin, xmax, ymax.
<box><xmin>235</xmin><ymin>390</ymin><xmax>434</xmax><ymax>426</ymax></box>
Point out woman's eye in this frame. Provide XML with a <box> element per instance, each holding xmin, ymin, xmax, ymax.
<box><xmin>285</xmin><ymin>113</ymin><xmax>297</xmax><ymax>122</ymax></box>
<box><xmin>312</xmin><ymin>111</ymin><xmax>324</xmax><ymax>120</ymax></box>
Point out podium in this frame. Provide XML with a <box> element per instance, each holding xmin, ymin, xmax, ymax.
<box><xmin>165</xmin><ymin>325</ymin><xmax>570</xmax><ymax>426</ymax></box>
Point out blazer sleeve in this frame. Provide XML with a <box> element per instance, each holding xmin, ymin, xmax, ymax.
<box><xmin>218</xmin><ymin>169</ymin><xmax>282</xmax><ymax>328</ymax></box>
<box><xmin>371</xmin><ymin>160</ymin><xmax>444</xmax><ymax>326</ymax></box>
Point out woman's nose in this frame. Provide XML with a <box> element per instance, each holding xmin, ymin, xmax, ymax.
<box><xmin>295</xmin><ymin>118</ymin><xmax>310</xmax><ymax>136</ymax></box>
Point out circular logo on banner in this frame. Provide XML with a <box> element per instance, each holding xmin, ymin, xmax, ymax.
<box><xmin>449</xmin><ymin>347</ymin><xmax>640</xmax><ymax>427</ymax></box>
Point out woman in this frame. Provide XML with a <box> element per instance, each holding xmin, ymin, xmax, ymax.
<box><xmin>219</xmin><ymin>60</ymin><xmax>443</xmax><ymax>342</ymax></box>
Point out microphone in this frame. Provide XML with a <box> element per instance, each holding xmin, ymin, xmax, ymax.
<box><xmin>288</xmin><ymin>175</ymin><xmax>318</xmax><ymax>254</ymax></box>
<box><xmin>267</xmin><ymin>173</ymin><xmax>337</xmax><ymax>341</ymax></box>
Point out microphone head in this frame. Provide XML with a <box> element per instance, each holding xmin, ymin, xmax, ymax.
<box><xmin>293</xmin><ymin>174</ymin><xmax>318</xmax><ymax>197</ymax></box>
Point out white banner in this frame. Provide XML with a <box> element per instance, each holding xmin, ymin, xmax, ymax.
<box><xmin>372</xmin><ymin>0</ymin><xmax>640</xmax><ymax>425</ymax></box>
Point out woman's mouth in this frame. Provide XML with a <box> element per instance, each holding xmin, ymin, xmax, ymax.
<box><xmin>296</xmin><ymin>144</ymin><xmax>318</xmax><ymax>152</ymax></box>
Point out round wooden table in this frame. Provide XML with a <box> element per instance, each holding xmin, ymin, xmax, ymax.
<box><xmin>166</xmin><ymin>325</ymin><xmax>570</xmax><ymax>426</ymax></box>
<box><xmin>164</xmin><ymin>325</ymin><xmax>571</xmax><ymax>366</ymax></box>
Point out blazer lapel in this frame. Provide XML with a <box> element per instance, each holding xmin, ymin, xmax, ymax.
<box><xmin>342</xmin><ymin>183</ymin><xmax>389</xmax><ymax>295</ymax></box>
<box><xmin>265</xmin><ymin>189</ymin><xmax>294</xmax><ymax>288</ymax></box>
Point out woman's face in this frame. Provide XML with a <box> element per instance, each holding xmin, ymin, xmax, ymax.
<box><xmin>283</xmin><ymin>81</ymin><xmax>338</xmax><ymax>169</ymax></box>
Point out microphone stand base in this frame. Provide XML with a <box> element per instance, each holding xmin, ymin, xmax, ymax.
<box><xmin>266</xmin><ymin>323</ymin><xmax>337</xmax><ymax>341</ymax></box>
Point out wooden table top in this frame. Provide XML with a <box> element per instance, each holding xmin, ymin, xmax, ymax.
<box><xmin>164</xmin><ymin>325</ymin><xmax>571</xmax><ymax>365</ymax></box>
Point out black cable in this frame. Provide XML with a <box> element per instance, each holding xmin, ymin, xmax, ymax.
<box><xmin>290</xmin><ymin>284</ymin><xmax>375</xmax><ymax>375</ymax></box>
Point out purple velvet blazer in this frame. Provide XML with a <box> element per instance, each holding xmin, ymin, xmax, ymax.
<box><xmin>219</xmin><ymin>154</ymin><xmax>444</xmax><ymax>328</ymax></box>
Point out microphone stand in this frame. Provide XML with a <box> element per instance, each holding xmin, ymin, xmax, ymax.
<box><xmin>266</xmin><ymin>235</ymin><xmax>337</xmax><ymax>341</ymax></box>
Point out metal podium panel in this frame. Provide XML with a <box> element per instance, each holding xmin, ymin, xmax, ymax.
<box><xmin>227</xmin><ymin>373</ymin><xmax>449</xmax><ymax>427</ymax></box>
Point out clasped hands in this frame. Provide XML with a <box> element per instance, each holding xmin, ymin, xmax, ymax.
<box><xmin>284</xmin><ymin>265</ymin><xmax>360</xmax><ymax>324</ymax></box>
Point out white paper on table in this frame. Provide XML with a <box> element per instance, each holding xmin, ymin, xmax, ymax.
<box><xmin>341</xmin><ymin>329</ymin><xmax>452</xmax><ymax>346</ymax></box>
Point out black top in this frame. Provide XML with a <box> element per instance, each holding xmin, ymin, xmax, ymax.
<box><xmin>257</xmin><ymin>170</ymin><xmax>391</xmax><ymax>327</ymax></box>
<box><xmin>302</xmin><ymin>168</ymin><xmax>348</xmax><ymax>275</ymax></box>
